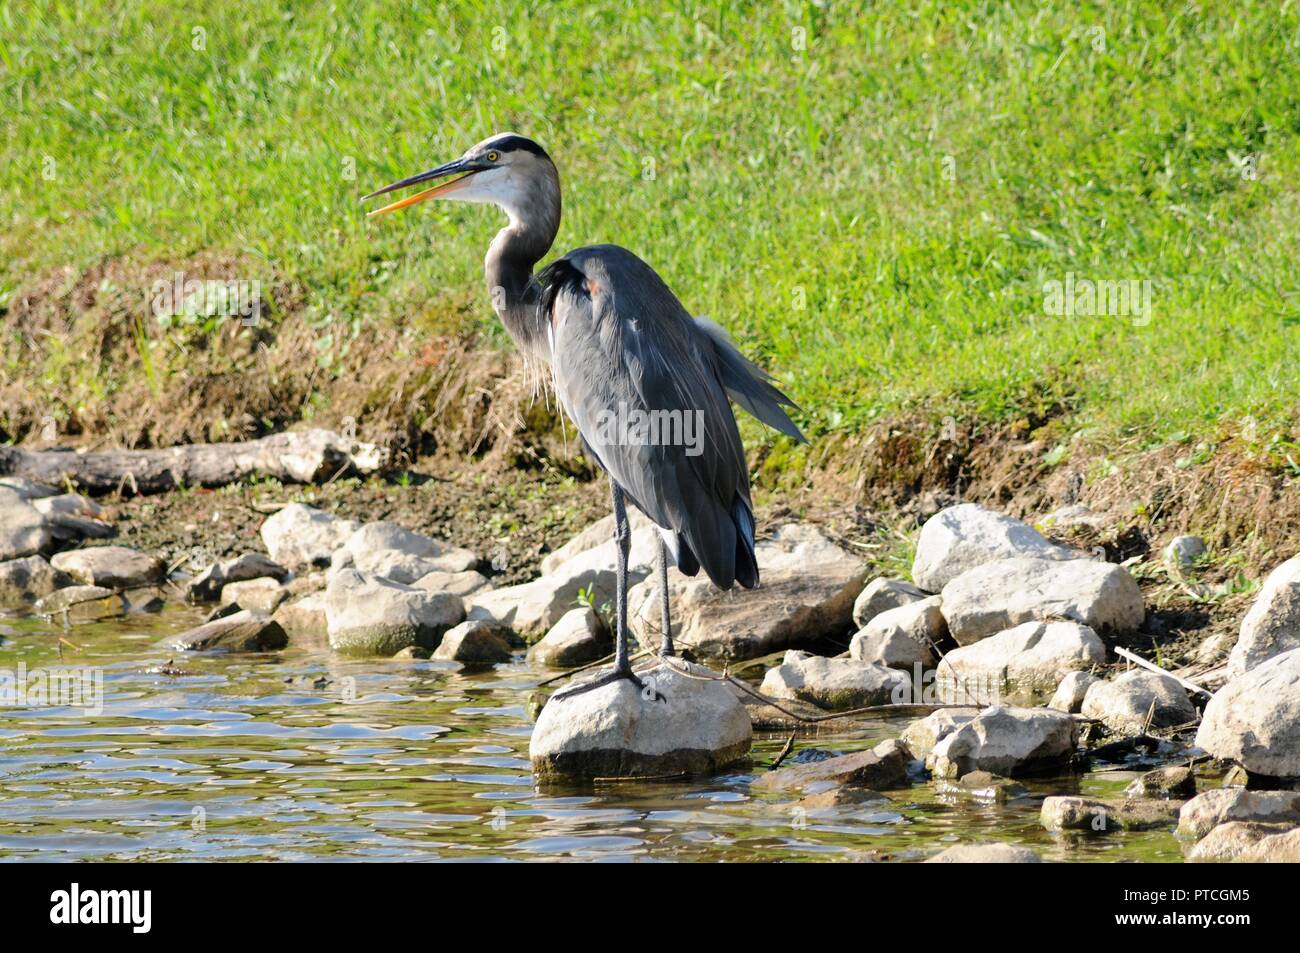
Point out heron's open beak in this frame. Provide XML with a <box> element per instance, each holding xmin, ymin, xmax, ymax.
<box><xmin>361</xmin><ymin>157</ymin><xmax>477</xmax><ymax>217</ymax></box>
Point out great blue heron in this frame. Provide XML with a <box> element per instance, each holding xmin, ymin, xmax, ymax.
<box><xmin>364</xmin><ymin>133</ymin><xmax>804</xmax><ymax>698</ymax></box>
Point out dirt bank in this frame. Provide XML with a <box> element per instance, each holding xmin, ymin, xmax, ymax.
<box><xmin>7</xmin><ymin>254</ymin><xmax>1296</xmax><ymax>668</ymax></box>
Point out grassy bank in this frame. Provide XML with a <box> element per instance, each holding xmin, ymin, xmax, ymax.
<box><xmin>2</xmin><ymin>1</ymin><xmax>1297</xmax><ymax>465</ymax></box>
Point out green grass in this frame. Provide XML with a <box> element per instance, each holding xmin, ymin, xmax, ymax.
<box><xmin>2</xmin><ymin>0</ymin><xmax>1297</xmax><ymax>452</ymax></box>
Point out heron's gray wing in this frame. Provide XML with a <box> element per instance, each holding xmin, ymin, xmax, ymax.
<box><xmin>693</xmin><ymin>317</ymin><xmax>806</xmax><ymax>442</ymax></box>
<box><xmin>538</xmin><ymin>245</ymin><xmax>757</xmax><ymax>589</ymax></box>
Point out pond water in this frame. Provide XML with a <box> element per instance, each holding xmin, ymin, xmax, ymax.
<box><xmin>0</xmin><ymin>607</ymin><xmax>1188</xmax><ymax>862</ymax></box>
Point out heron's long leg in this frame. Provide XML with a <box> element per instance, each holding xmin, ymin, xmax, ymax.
<box><xmin>548</xmin><ymin>482</ymin><xmax>665</xmax><ymax>705</ymax></box>
<box><xmin>610</xmin><ymin>481</ymin><xmax>632</xmax><ymax>675</ymax></box>
<box><xmin>657</xmin><ymin>538</ymin><xmax>675</xmax><ymax>657</ymax></box>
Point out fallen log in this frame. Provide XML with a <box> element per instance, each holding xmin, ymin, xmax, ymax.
<box><xmin>0</xmin><ymin>429</ymin><xmax>388</xmax><ymax>496</ymax></box>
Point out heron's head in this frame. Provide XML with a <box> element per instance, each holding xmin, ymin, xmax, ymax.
<box><xmin>362</xmin><ymin>133</ymin><xmax>559</xmax><ymax>230</ymax></box>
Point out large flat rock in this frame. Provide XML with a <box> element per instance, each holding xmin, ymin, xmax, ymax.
<box><xmin>467</xmin><ymin>568</ymin><xmax>616</xmax><ymax>642</ymax></box>
<box><xmin>628</xmin><ymin>523</ymin><xmax>866</xmax><ymax>661</ymax></box>
<box><xmin>752</xmin><ymin>738</ymin><xmax>913</xmax><ymax>793</ymax></box>
<box><xmin>33</xmin><ymin>585</ymin><xmax>125</xmax><ymax>623</ymax></box>
<box><xmin>51</xmin><ymin>545</ymin><xmax>165</xmax><ymax>589</ymax></box>
<box><xmin>940</xmin><ymin>557</ymin><xmax>1144</xmax><ymax>645</ymax></box>
<box><xmin>530</xmin><ymin>659</ymin><xmax>752</xmax><ymax>780</ymax></box>
<box><xmin>465</xmin><ymin>510</ymin><xmax>663</xmax><ymax>642</ymax></box>
<box><xmin>1041</xmin><ymin>795</ymin><xmax>1181</xmax><ymax>832</ymax></box>
<box><xmin>163</xmin><ymin>609</ymin><xmax>288</xmax><ymax>652</ymax></box>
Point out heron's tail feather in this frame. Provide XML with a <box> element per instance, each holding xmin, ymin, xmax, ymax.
<box><xmin>732</xmin><ymin>497</ymin><xmax>759</xmax><ymax>590</ymax></box>
<box><xmin>674</xmin><ymin>535</ymin><xmax>701</xmax><ymax>577</ymax></box>
<box><xmin>693</xmin><ymin>317</ymin><xmax>807</xmax><ymax>443</ymax></box>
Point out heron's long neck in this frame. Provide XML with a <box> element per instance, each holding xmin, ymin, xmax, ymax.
<box><xmin>485</xmin><ymin>205</ymin><xmax>559</xmax><ymax>367</ymax></box>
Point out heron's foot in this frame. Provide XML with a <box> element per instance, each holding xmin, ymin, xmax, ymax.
<box><xmin>551</xmin><ymin>667</ymin><xmax>666</xmax><ymax>704</ymax></box>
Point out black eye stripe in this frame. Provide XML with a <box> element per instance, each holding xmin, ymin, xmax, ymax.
<box><xmin>483</xmin><ymin>135</ymin><xmax>549</xmax><ymax>159</ymax></box>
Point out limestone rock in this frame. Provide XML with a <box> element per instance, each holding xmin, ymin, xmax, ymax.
<box><xmin>852</xmin><ymin>577</ymin><xmax>929</xmax><ymax>628</ymax></box>
<box><xmin>325</xmin><ymin>569</ymin><xmax>465</xmax><ymax>656</ymax></box>
<box><xmin>185</xmin><ymin>552</ymin><xmax>289</xmax><ymax>603</ymax></box>
<box><xmin>941</xmin><ymin>557</ymin><xmax>1144</xmax><ymax>645</ymax></box>
<box><xmin>1227</xmin><ymin>555</ymin><xmax>1300</xmax><ymax>677</ymax></box>
<box><xmin>0</xmin><ymin>555</ymin><xmax>64</xmax><ymax>605</ymax></box>
<box><xmin>924</xmin><ymin>843</ymin><xmax>1041</xmax><ymax>863</ymax></box>
<box><xmin>0</xmin><ymin>491</ymin><xmax>53</xmax><ymax>560</ymax></box>
<box><xmin>849</xmin><ymin>597</ymin><xmax>945</xmax><ymax>670</ymax></box>
<box><xmin>530</xmin><ymin>659</ymin><xmax>752</xmax><ymax>780</ymax></box>
<box><xmin>1041</xmin><ymin>795</ymin><xmax>1181</xmax><ymax>832</ymax></box>
<box><xmin>468</xmin><ymin>569</ymin><xmax>616</xmax><ymax>643</ymax></box>
<box><xmin>538</xmin><ymin>509</ymin><xmax>662</xmax><ymax>578</ymax></box>
<box><xmin>753</xmin><ymin>738</ymin><xmax>913</xmax><ymax>793</ymax></box>
<box><xmin>271</xmin><ymin>593</ymin><xmax>329</xmax><ymax>646</ymax></box>
<box><xmin>220</xmin><ymin>576</ymin><xmax>288</xmax><ymax>614</ymax></box>
<box><xmin>51</xmin><ymin>545</ymin><xmax>164</xmax><ymax>589</ymax></box>
<box><xmin>901</xmin><ymin>708</ymin><xmax>980</xmax><ymax>757</ymax></box>
<box><xmin>31</xmin><ymin>492</ymin><xmax>113</xmax><ymax>542</ymax></box>
<box><xmin>912</xmin><ymin>503</ymin><xmax>1077</xmax><ymax>592</ymax></box>
<box><xmin>413</xmin><ymin>569</ymin><xmax>493</xmax><ymax>598</ymax></box>
<box><xmin>1177</xmin><ymin>788</ymin><xmax>1300</xmax><ymax>839</ymax></box>
<box><xmin>33</xmin><ymin>585</ymin><xmax>125</xmax><ymax>623</ymax></box>
<box><xmin>1188</xmin><ymin>822</ymin><xmax>1300</xmax><ymax>862</ymax></box>
<box><xmin>433</xmin><ymin>619</ymin><xmax>514</xmax><ymax>665</ymax></box>
<box><xmin>260</xmin><ymin>503</ymin><xmax>360</xmax><ymax>569</ymax></box>
<box><xmin>759</xmin><ymin>650</ymin><xmax>909</xmax><ymax>711</ymax></box>
<box><xmin>1048</xmin><ymin>670</ymin><xmax>1099</xmax><ymax>713</ymax></box>
<box><xmin>1081</xmin><ymin>669</ymin><xmax>1196</xmax><ymax>734</ymax></box>
<box><xmin>927</xmin><ymin>706</ymin><xmax>1078</xmax><ymax>779</ymax></box>
<box><xmin>936</xmin><ymin>621</ymin><xmax>1106</xmax><ymax>706</ymax></box>
<box><xmin>335</xmin><ymin>520</ymin><xmax>479</xmax><ymax>583</ymax></box>
<box><xmin>628</xmin><ymin>524</ymin><xmax>866</xmax><ymax>661</ymax></box>
<box><xmin>164</xmin><ymin>609</ymin><xmax>288</xmax><ymax>652</ymax></box>
<box><xmin>1196</xmin><ymin>647</ymin><xmax>1300</xmax><ymax>778</ymax></box>
<box><xmin>1165</xmin><ymin>535</ymin><xmax>1208</xmax><ymax>569</ymax></box>
<box><xmin>1125</xmin><ymin>765</ymin><xmax>1196</xmax><ymax>799</ymax></box>
<box><xmin>850</xmin><ymin>626</ymin><xmax>935</xmax><ymax>671</ymax></box>
<box><xmin>528</xmin><ymin>607</ymin><xmax>612</xmax><ymax>668</ymax></box>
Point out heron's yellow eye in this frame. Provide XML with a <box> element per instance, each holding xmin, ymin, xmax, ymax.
<box><xmin>486</xmin><ymin>151</ymin><xmax>499</xmax><ymax>162</ymax></box>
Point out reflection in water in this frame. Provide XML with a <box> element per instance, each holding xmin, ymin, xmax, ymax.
<box><xmin>0</xmin><ymin>607</ymin><xmax>1183</xmax><ymax>861</ymax></box>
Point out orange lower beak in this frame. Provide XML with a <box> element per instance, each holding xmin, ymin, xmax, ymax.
<box><xmin>366</xmin><ymin>172</ymin><xmax>476</xmax><ymax>217</ymax></box>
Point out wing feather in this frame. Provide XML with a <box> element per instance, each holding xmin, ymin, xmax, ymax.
<box><xmin>536</xmin><ymin>245</ymin><xmax>762</xmax><ymax>589</ymax></box>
